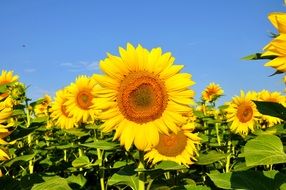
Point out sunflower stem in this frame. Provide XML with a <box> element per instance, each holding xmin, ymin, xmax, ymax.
<box><xmin>64</xmin><ymin>149</ymin><xmax>67</xmax><ymax>162</ymax></box>
<box><xmin>215</xmin><ymin>123</ymin><xmax>221</xmax><ymax>146</ymax></box>
<box><xmin>138</xmin><ymin>151</ymin><xmax>145</xmax><ymax>190</ymax></box>
<box><xmin>25</xmin><ymin>99</ymin><xmax>34</xmax><ymax>174</ymax></box>
<box><xmin>225</xmin><ymin>139</ymin><xmax>232</xmax><ymax>173</ymax></box>
<box><xmin>97</xmin><ymin>148</ymin><xmax>105</xmax><ymax>190</ymax></box>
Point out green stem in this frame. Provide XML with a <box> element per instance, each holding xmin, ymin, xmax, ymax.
<box><xmin>97</xmin><ymin>148</ymin><xmax>105</xmax><ymax>190</ymax></box>
<box><xmin>25</xmin><ymin>100</ymin><xmax>34</xmax><ymax>174</ymax></box>
<box><xmin>215</xmin><ymin>123</ymin><xmax>221</xmax><ymax>146</ymax></box>
<box><xmin>138</xmin><ymin>151</ymin><xmax>145</xmax><ymax>190</ymax></box>
<box><xmin>64</xmin><ymin>149</ymin><xmax>67</xmax><ymax>162</ymax></box>
<box><xmin>225</xmin><ymin>139</ymin><xmax>232</xmax><ymax>173</ymax></box>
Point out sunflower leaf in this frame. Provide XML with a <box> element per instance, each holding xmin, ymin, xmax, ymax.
<box><xmin>253</xmin><ymin>101</ymin><xmax>286</xmax><ymax>120</ymax></box>
<box><xmin>208</xmin><ymin>170</ymin><xmax>286</xmax><ymax>190</ymax></box>
<box><xmin>241</xmin><ymin>53</ymin><xmax>276</xmax><ymax>60</ymax></box>
<box><xmin>244</xmin><ymin>135</ymin><xmax>286</xmax><ymax>166</ymax></box>
<box><xmin>196</xmin><ymin>150</ymin><xmax>226</xmax><ymax>165</ymax></box>
<box><xmin>108</xmin><ymin>164</ymin><xmax>138</xmax><ymax>190</ymax></box>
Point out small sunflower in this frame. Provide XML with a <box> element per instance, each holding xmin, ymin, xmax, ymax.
<box><xmin>268</xmin><ymin>12</ymin><xmax>286</xmax><ymax>34</ymax></box>
<box><xmin>93</xmin><ymin>43</ymin><xmax>195</xmax><ymax>150</ymax></box>
<box><xmin>226</xmin><ymin>91</ymin><xmax>260</xmax><ymax>137</ymax></box>
<box><xmin>201</xmin><ymin>83</ymin><xmax>224</xmax><ymax>102</ymax></box>
<box><xmin>65</xmin><ymin>76</ymin><xmax>99</xmax><ymax>123</ymax></box>
<box><xmin>262</xmin><ymin>34</ymin><xmax>286</xmax><ymax>72</ymax></box>
<box><xmin>34</xmin><ymin>94</ymin><xmax>52</xmax><ymax>117</ymax></box>
<box><xmin>0</xmin><ymin>70</ymin><xmax>19</xmax><ymax>101</ymax></box>
<box><xmin>144</xmin><ymin>123</ymin><xmax>200</xmax><ymax>166</ymax></box>
<box><xmin>258</xmin><ymin>90</ymin><xmax>285</xmax><ymax>128</ymax></box>
<box><xmin>51</xmin><ymin>89</ymin><xmax>77</xmax><ymax>129</ymax></box>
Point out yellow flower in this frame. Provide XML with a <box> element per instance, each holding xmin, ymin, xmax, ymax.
<box><xmin>258</xmin><ymin>90</ymin><xmax>285</xmax><ymax>128</ymax></box>
<box><xmin>201</xmin><ymin>83</ymin><xmax>224</xmax><ymax>102</ymax></box>
<box><xmin>226</xmin><ymin>91</ymin><xmax>260</xmax><ymax>137</ymax></box>
<box><xmin>0</xmin><ymin>70</ymin><xmax>19</xmax><ymax>101</ymax></box>
<box><xmin>34</xmin><ymin>94</ymin><xmax>52</xmax><ymax>117</ymax></box>
<box><xmin>93</xmin><ymin>43</ymin><xmax>195</xmax><ymax>151</ymax></box>
<box><xmin>268</xmin><ymin>12</ymin><xmax>286</xmax><ymax>34</ymax></box>
<box><xmin>65</xmin><ymin>76</ymin><xmax>99</xmax><ymax>123</ymax></box>
<box><xmin>262</xmin><ymin>34</ymin><xmax>286</xmax><ymax>72</ymax></box>
<box><xmin>51</xmin><ymin>89</ymin><xmax>78</xmax><ymax>129</ymax></box>
<box><xmin>144</xmin><ymin>123</ymin><xmax>200</xmax><ymax>166</ymax></box>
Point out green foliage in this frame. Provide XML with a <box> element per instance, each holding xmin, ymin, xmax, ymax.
<box><xmin>254</xmin><ymin>101</ymin><xmax>286</xmax><ymax>120</ymax></box>
<box><xmin>208</xmin><ymin>170</ymin><xmax>286</xmax><ymax>190</ymax></box>
<box><xmin>244</xmin><ymin>135</ymin><xmax>286</xmax><ymax>166</ymax></box>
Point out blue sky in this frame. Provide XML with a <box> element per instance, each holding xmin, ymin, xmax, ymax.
<box><xmin>1</xmin><ymin>1</ymin><xmax>285</xmax><ymax>105</ymax></box>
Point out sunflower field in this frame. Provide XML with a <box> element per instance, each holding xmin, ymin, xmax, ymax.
<box><xmin>1</xmin><ymin>11</ymin><xmax>286</xmax><ymax>190</ymax></box>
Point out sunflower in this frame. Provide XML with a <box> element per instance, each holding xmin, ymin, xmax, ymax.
<box><xmin>34</xmin><ymin>94</ymin><xmax>52</xmax><ymax>117</ymax></box>
<box><xmin>268</xmin><ymin>12</ymin><xmax>286</xmax><ymax>34</ymax></box>
<box><xmin>51</xmin><ymin>89</ymin><xmax>78</xmax><ymax>129</ymax></box>
<box><xmin>258</xmin><ymin>90</ymin><xmax>285</xmax><ymax>128</ymax></box>
<box><xmin>0</xmin><ymin>70</ymin><xmax>19</xmax><ymax>101</ymax></box>
<box><xmin>226</xmin><ymin>91</ymin><xmax>260</xmax><ymax>137</ymax></box>
<box><xmin>262</xmin><ymin>34</ymin><xmax>286</xmax><ymax>72</ymax></box>
<box><xmin>93</xmin><ymin>43</ymin><xmax>195</xmax><ymax>150</ymax></box>
<box><xmin>201</xmin><ymin>83</ymin><xmax>224</xmax><ymax>102</ymax></box>
<box><xmin>65</xmin><ymin>76</ymin><xmax>99</xmax><ymax>123</ymax></box>
<box><xmin>144</xmin><ymin>123</ymin><xmax>200</xmax><ymax>166</ymax></box>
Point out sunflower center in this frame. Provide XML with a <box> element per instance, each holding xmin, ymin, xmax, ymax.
<box><xmin>237</xmin><ymin>103</ymin><xmax>253</xmax><ymax>123</ymax></box>
<box><xmin>76</xmin><ymin>90</ymin><xmax>93</xmax><ymax>110</ymax></box>
<box><xmin>117</xmin><ymin>72</ymin><xmax>168</xmax><ymax>124</ymax></box>
<box><xmin>155</xmin><ymin>131</ymin><xmax>187</xmax><ymax>157</ymax></box>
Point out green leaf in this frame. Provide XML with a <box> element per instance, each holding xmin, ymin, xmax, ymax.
<box><xmin>72</xmin><ymin>156</ymin><xmax>91</xmax><ymax>168</ymax></box>
<box><xmin>12</xmin><ymin>109</ymin><xmax>26</xmax><ymax>116</ymax></box>
<box><xmin>196</xmin><ymin>150</ymin><xmax>226</xmax><ymax>165</ymax></box>
<box><xmin>108</xmin><ymin>165</ymin><xmax>138</xmax><ymax>190</ymax></box>
<box><xmin>32</xmin><ymin>176</ymin><xmax>72</xmax><ymax>190</ymax></box>
<box><xmin>208</xmin><ymin>170</ymin><xmax>286</xmax><ymax>190</ymax></box>
<box><xmin>5</xmin><ymin>153</ymin><xmax>37</xmax><ymax>167</ymax></box>
<box><xmin>154</xmin><ymin>161</ymin><xmax>186</xmax><ymax>170</ymax></box>
<box><xmin>241</xmin><ymin>53</ymin><xmax>276</xmax><ymax>60</ymax></box>
<box><xmin>8</xmin><ymin>126</ymin><xmax>40</xmax><ymax>141</ymax></box>
<box><xmin>80</xmin><ymin>140</ymin><xmax>119</xmax><ymax>150</ymax></box>
<box><xmin>253</xmin><ymin>101</ymin><xmax>286</xmax><ymax>120</ymax></box>
<box><xmin>62</xmin><ymin>128</ymin><xmax>89</xmax><ymax>137</ymax></box>
<box><xmin>46</xmin><ymin>144</ymin><xmax>77</xmax><ymax>150</ymax></box>
<box><xmin>66</xmin><ymin>174</ymin><xmax>87</xmax><ymax>188</ymax></box>
<box><xmin>31</xmin><ymin>116</ymin><xmax>48</xmax><ymax>124</ymax></box>
<box><xmin>29</xmin><ymin>98</ymin><xmax>45</xmax><ymax>107</ymax></box>
<box><xmin>244</xmin><ymin>135</ymin><xmax>286</xmax><ymax>166</ymax></box>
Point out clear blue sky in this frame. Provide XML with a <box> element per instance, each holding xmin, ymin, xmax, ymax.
<box><xmin>1</xmin><ymin>1</ymin><xmax>285</xmax><ymax>105</ymax></box>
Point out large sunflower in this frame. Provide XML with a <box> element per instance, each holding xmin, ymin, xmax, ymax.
<box><xmin>226</xmin><ymin>91</ymin><xmax>260</xmax><ymax>137</ymax></box>
<box><xmin>258</xmin><ymin>90</ymin><xmax>285</xmax><ymax>128</ymax></box>
<box><xmin>268</xmin><ymin>12</ymin><xmax>286</xmax><ymax>34</ymax></box>
<box><xmin>65</xmin><ymin>76</ymin><xmax>99</xmax><ymax>123</ymax></box>
<box><xmin>93</xmin><ymin>43</ymin><xmax>195</xmax><ymax>150</ymax></box>
<box><xmin>0</xmin><ymin>70</ymin><xmax>19</xmax><ymax>101</ymax></box>
<box><xmin>201</xmin><ymin>82</ymin><xmax>224</xmax><ymax>102</ymax></box>
<box><xmin>51</xmin><ymin>89</ymin><xmax>77</xmax><ymax>129</ymax></box>
<box><xmin>262</xmin><ymin>34</ymin><xmax>286</xmax><ymax>72</ymax></box>
<box><xmin>144</xmin><ymin>123</ymin><xmax>200</xmax><ymax>166</ymax></box>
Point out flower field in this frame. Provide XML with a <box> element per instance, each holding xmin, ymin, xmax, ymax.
<box><xmin>1</xmin><ymin>11</ymin><xmax>286</xmax><ymax>190</ymax></box>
